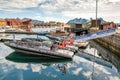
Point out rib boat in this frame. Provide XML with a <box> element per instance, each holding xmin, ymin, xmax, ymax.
<box><xmin>4</xmin><ymin>39</ymin><xmax>75</xmax><ymax>59</ymax></box>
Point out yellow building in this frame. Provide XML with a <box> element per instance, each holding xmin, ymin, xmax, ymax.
<box><xmin>0</xmin><ymin>18</ymin><xmax>7</xmax><ymax>27</ymax></box>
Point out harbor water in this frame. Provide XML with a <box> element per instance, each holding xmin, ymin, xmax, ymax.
<box><xmin>0</xmin><ymin>34</ymin><xmax>120</xmax><ymax>80</ymax></box>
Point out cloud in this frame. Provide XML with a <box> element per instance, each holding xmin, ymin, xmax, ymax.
<box><xmin>62</xmin><ymin>11</ymin><xmax>95</xmax><ymax>19</ymax></box>
<box><xmin>1</xmin><ymin>8</ymin><xmax>25</xmax><ymax>13</ymax></box>
<box><xmin>0</xmin><ymin>0</ymin><xmax>120</xmax><ymax>13</ymax></box>
<box><xmin>0</xmin><ymin>0</ymin><xmax>42</xmax><ymax>8</ymax></box>
<box><xmin>37</xmin><ymin>0</ymin><xmax>120</xmax><ymax>21</ymax></box>
<box><xmin>72</xmin><ymin>67</ymin><xmax>82</xmax><ymax>75</ymax></box>
<box><xmin>0</xmin><ymin>0</ymin><xmax>43</xmax><ymax>12</ymax></box>
<box><xmin>38</xmin><ymin>0</ymin><xmax>96</xmax><ymax>11</ymax></box>
<box><xmin>0</xmin><ymin>0</ymin><xmax>120</xmax><ymax>22</ymax></box>
<box><xmin>109</xmin><ymin>0</ymin><xmax>120</xmax><ymax>2</ymax></box>
<box><xmin>34</xmin><ymin>15</ymin><xmax>67</xmax><ymax>22</ymax></box>
<box><xmin>83</xmin><ymin>71</ymin><xmax>92</xmax><ymax>78</ymax></box>
<box><xmin>109</xmin><ymin>76</ymin><xmax>120</xmax><ymax>80</ymax></box>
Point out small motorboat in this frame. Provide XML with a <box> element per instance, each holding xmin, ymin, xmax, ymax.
<box><xmin>4</xmin><ymin>39</ymin><xmax>75</xmax><ymax>59</ymax></box>
<box><xmin>73</xmin><ymin>41</ymin><xmax>89</xmax><ymax>49</ymax></box>
<box><xmin>0</xmin><ymin>29</ymin><xmax>5</xmax><ymax>32</ymax></box>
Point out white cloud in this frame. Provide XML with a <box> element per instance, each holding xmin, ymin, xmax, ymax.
<box><xmin>38</xmin><ymin>0</ymin><xmax>96</xmax><ymax>11</ymax></box>
<box><xmin>0</xmin><ymin>0</ymin><xmax>43</xmax><ymax>9</ymax></box>
<box><xmin>0</xmin><ymin>0</ymin><xmax>43</xmax><ymax>12</ymax></box>
<box><xmin>95</xmin><ymin>65</ymin><xmax>111</xmax><ymax>75</ymax></box>
<box><xmin>109</xmin><ymin>76</ymin><xmax>120</xmax><ymax>80</ymax></box>
<box><xmin>14</xmin><ymin>63</ymin><xmax>28</xmax><ymax>70</ymax></box>
<box><xmin>0</xmin><ymin>0</ymin><xmax>120</xmax><ymax>13</ymax></box>
<box><xmin>62</xmin><ymin>11</ymin><xmax>95</xmax><ymax>19</ymax></box>
<box><xmin>34</xmin><ymin>15</ymin><xmax>67</xmax><ymax>22</ymax></box>
<box><xmin>2</xmin><ymin>9</ymin><xmax>24</xmax><ymax>13</ymax></box>
<box><xmin>83</xmin><ymin>71</ymin><xmax>92</xmax><ymax>78</ymax></box>
<box><xmin>109</xmin><ymin>0</ymin><xmax>120</xmax><ymax>2</ymax></box>
<box><xmin>38</xmin><ymin>0</ymin><xmax>120</xmax><ymax>22</ymax></box>
<box><xmin>0</xmin><ymin>0</ymin><xmax>120</xmax><ymax>22</ymax></box>
<box><xmin>72</xmin><ymin>67</ymin><xmax>82</xmax><ymax>75</ymax></box>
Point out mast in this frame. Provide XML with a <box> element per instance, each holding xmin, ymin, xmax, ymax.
<box><xmin>91</xmin><ymin>0</ymin><xmax>98</xmax><ymax>80</ymax></box>
<box><xmin>96</xmin><ymin>0</ymin><xmax>98</xmax><ymax>28</ymax></box>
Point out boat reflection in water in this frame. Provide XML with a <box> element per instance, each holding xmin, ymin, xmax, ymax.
<box><xmin>6</xmin><ymin>52</ymin><xmax>72</xmax><ymax>64</ymax></box>
<box><xmin>5</xmin><ymin>51</ymin><xmax>72</xmax><ymax>76</ymax></box>
<box><xmin>1</xmin><ymin>42</ymin><xmax>120</xmax><ymax>80</ymax></box>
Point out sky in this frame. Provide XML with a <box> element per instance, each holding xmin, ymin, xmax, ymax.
<box><xmin>0</xmin><ymin>0</ymin><xmax>120</xmax><ymax>23</ymax></box>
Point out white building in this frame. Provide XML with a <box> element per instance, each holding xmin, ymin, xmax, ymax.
<box><xmin>31</xmin><ymin>22</ymin><xmax>65</xmax><ymax>32</ymax></box>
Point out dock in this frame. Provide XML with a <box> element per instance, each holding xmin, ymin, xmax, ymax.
<box><xmin>94</xmin><ymin>34</ymin><xmax>120</xmax><ymax>56</ymax></box>
<box><xmin>4</xmin><ymin>31</ymin><xmax>39</xmax><ymax>34</ymax></box>
<box><xmin>0</xmin><ymin>36</ymin><xmax>21</xmax><ymax>42</ymax></box>
<box><xmin>77</xmin><ymin>50</ymin><xmax>112</xmax><ymax>68</ymax></box>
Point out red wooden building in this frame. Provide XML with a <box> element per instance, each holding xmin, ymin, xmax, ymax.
<box><xmin>7</xmin><ymin>18</ymin><xmax>21</xmax><ymax>28</ymax></box>
<box><xmin>102</xmin><ymin>22</ymin><xmax>116</xmax><ymax>30</ymax></box>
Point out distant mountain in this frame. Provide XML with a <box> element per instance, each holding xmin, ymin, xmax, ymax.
<box><xmin>22</xmin><ymin>18</ymin><xmax>44</xmax><ymax>23</ymax></box>
<box><xmin>67</xmin><ymin>18</ymin><xmax>89</xmax><ymax>24</ymax></box>
<box><xmin>32</xmin><ymin>20</ymin><xmax>44</xmax><ymax>23</ymax></box>
<box><xmin>22</xmin><ymin>18</ymin><xmax>31</xmax><ymax>20</ymax></box>
<box><xmin>98</xmin><ymin>17</ymin><xmax>105</xmax><ymax>24</ymax></box>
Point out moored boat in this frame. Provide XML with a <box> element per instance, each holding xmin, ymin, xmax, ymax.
<box><xmin>50</xmin><ymin>30</ymin><xmax>69</xmax><ymax>36</ymax></box>
<box><xmin>4</xmin><ymin>39</ymin><xmax>75</xmax><ymax>59</ymax></box>
<box><xmin>73</xmin><ymin>41</ymin><xmax>89</xmax><ymax>49</ymax></box>
<box><xmin>0</xmin><ymin>29</ymin><xmax>5</xmax><ymax>32</ymax></box>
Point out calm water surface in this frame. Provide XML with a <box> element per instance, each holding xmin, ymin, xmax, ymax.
<box><xmin>0</xmin><ymin>34</ymin><xmax>120</xmax><ymax>80</ymax></box>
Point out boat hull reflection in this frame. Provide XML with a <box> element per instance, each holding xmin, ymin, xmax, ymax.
<box><xmin>6</xmin><ymin>52</ymin><xmax>72</xmax><ymax>63</ymax></box>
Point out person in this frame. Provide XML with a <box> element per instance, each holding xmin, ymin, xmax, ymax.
<box><xmin>50</xmin><ymin>44</ymin><xmax>53</xmax><ymax>50</ymax></box>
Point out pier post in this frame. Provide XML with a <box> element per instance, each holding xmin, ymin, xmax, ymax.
<box><xmin>13</xmin><ymin>34</ymin><xmax>15</xmax><ymax>41</ymax></box>
<box><xmin>37</xmin><ymin>34</ymin><xmax>38</xmax><ymax>39</ymax></box>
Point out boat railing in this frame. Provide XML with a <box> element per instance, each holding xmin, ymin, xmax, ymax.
<box><xmin>7</xmin><ymin>40</ymin><xmax>74</xmax><ymax>57</ymax></box>
<box><xmin>11</xmin><ymin>41</ymin><xmax>51</xmax><ymax>51</ymax></box>
<box><xmin>12</xmin><ymin>40</ymin><xmax>48</xmax><ymax>46</ymax></box>
<box><xmin>22</xmin><ymin>38</ymin><xmax>44</xmax><ymax>42</ymax></box>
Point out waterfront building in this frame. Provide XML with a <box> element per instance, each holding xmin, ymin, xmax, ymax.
<box><xmin>65</xmin><ymin>23</ymin><xmax>86</xmax><ymax>32</ymax></box>
<box><xmin>0</xmin><ymin>18</ymin><xmax>7</xmax><ymax>28</ymax></box>
<box><xmin>6</xmin><ymin>18</ymin><xmax>21</xmax><ymax>29</ymax></box>
<box><xmin>21</xmin><ymin>19</ymin><xmax>32</xmax><ymax>30</ymax></box>
<box><xmin>32</xmin><ymin>22</ymin><xmax>65</xmax><ymax>32</ymax></box>
<box><xmin>56</xmin><ymin>22</ymin><xmax>65</xmax><ymax>31</ymax></box>
<box><xmin>101</xmin><ymin>22</ymin><xmax>116</xmax><ymax>30</ymax></box>
<box><xmin>49</xmin><ymin>22</ymin><xmax>69</xmax><ymax>36</ymax></box>
<box><xmin>116</xmin><ymin>23</ymin><xmax>120</xmax><ymax>34</ymax></box>
<box><xmin>91</xmin><ymin>19</ymin><xmax>101</xmax><ymax>27</ymax></box>
<box><xmin>64</xmin><ymin>23</ymin><xmax>88</xmax><ymax>36</ymax></box>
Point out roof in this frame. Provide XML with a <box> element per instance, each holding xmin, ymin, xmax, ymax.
<box><xmin>0</xmin><ymin>18</ymin><xmax>6</xmax><ymax>21</ymax></box>
<box><xmin>103</xmin><ymin>22</ymin><xmax>114</xmax><ymax>25</ymax></box>
<box><xmin>22</xmin><ymin>19</ymin><xmax>32</xmax><ymax>23</ymax></box>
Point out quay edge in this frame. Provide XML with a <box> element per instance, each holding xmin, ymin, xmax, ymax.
<box><xmin>93</xmin><ymin>36</ymin><xmax>120</xmax><ymax>57</ymax></box>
